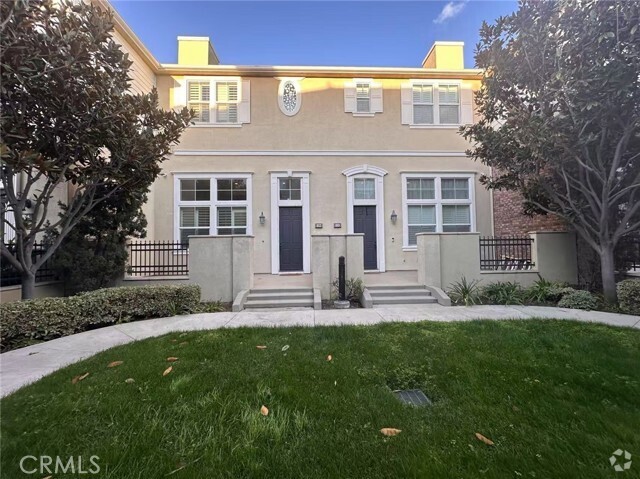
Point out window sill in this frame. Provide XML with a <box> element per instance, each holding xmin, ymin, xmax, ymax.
<box><xmin>409</xmin><ymin>124</ymin><xmax>462</xmax><ymax>129</ymax></box>
<box><xmin>402</xmin><ymin>246</ymin><xmax>418</xmax><ymax>252</ymax></box>
<box><xmin>189</xmin><ymin>123</ymin><xmax>243</xmax><ymax>128</ymax></box>
<box><xmin>352</xmin><ymin>112</ymin><xmax>376</xmax><ymax>117</ymax></box>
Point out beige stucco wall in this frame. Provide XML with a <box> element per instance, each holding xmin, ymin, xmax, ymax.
<box><xmin>157</xmin><ymin>76</ymin><xmax>480</xmax><ymax>152</ymax></box>
<box><xmin>150</xmin><ymin>154</ymin><xmax>492</xmax><ymax>274</ymax></box>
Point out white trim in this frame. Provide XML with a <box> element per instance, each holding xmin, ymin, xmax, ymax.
<box><xmin>342</xmin><ymin>164</ymin><xmax>389</xmax><ymax>177</ymax></box>
<box><xmin>401</xmin><ymin>173</ymin><xmax>476</xmax><ymax>249</ymax></box>
<box><xmin>343</xmin><ymin>165</ymin><xmax>386</xmax><ymax>272</ymax></box>
<box><xmin>270</xmin><ymin>172</ymin><xmax>311</xmax><ymax>274</ymax></box>
<box><xmin>174</xmin><ymin>150</ymin><xmax>468</xmax><ymax>158</ymax></box>
<box><xmin>173</xmin><ymin>173</ymin><xmax>253</xmax><ymax>243</ymax></box>
<box><xmin>277</xmin><ymin>78</ymin><xmax>303</xmax><ymax>116</ymax></box>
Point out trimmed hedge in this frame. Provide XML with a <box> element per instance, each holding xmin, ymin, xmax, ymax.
<box><xmin>557</xmin><ymin>289</ymin><xmax>597</xmax><ymax>310</ymax></box>
<box><xmin>617</xmin><ymin>279</ymin><xmax>640</xmax><ymax>316</ymax></box>
<box><xmin>0</xmin><ymin>285</ymin><xmax>200</xmax><ymax>352</ymax></box>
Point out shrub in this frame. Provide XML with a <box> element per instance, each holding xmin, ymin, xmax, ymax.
<box><xmin>482</xmin><ymin>281</ymin><xmax>525</xmax><ymax>305</ymax></box>
<box><xmin>547</xmin><ymin>286</ymin><xmax>576</xmax><ymax>303</ymax></box>
<box><xmin>331</xmin><ymin>277</ymin><xmax>364</xmax><ymax>303</ymax></box>
<box><xmin>0</xmin><ymin>285</ymin><xmax>201</xmax><ymax>352</ymax></box>
<box><xmin>617</xmin><ymin>279</ymin><xmax>640</xmax><ymax>315</ymax></box>
<box><xmin>448</xmin><ymin>277</ymin><xmax>482</xmax><ymax>306</ymax></box>
<box><xmin>525</xmin><ymin>276</ymin><xmax>558</xmax><ymax>303</ymax></box>
<box><xmin>557</xmin><ymin>290</ymin><xmax>597</xmax><ymax>310</ymax></box>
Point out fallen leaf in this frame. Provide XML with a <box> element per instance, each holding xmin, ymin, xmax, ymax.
<box><xmin>326</xmin><ymin>355</ymin><xmax>333</xmax><ymax>361</ymax></box>
<box><xmin>125</xmin><ymin>378</ymin><xmax>135</xmax><ymax>384</ymax></box>
<box><xmin>260</xmin><ymin>405</ymin><xmax>269</xmax><ymax>416</ymax></box>
<box><xmin>256</xmin><ymin>345</ymin><xmax>267</xmax><ymax>350</ymax></box>
<box><xmin>475</xmin><ymin>432</ymin><xmax>495</xmax><ymax>446</ymax></box>
<box><xmin>42</xmin><ymin>476</ymin><xmax>53</xmax><ymax>479</ymax></box>
<box><xmin>380</xmin><ymin>428</ymin><xmax>402</xmax><ymax>437</ymax></box>
<box><xmin>167</xmin><ymin>357</ymin><xmax>179</xmax><ymax>362</ymax></box>
<box><xmin>171</xmin><ymin>339</ymin><xmax>178</xmax><ymax>343</ymax></box>
<box><xmin>71</xmin><ymin>372</ymin><xmax>90</xmax><ymax>385</ymax></box>
<box><xmin>512</xmin><ymin>405</ymin><xmax>520</xmax><ymax>412</ymax></box>
<box><xmin>281</xmin><ymin>345</ymin><xmax>290</xmax><ymax>352</ymax></box>
<box><xmin>163</xmin><ymin>366</ymin><xmax>173</xmax><ymax>377</ymax></box>
<box><xmin>179</xmin><ymin>342</ymin><xmax>188</xmax><ymax>346</ymax></box>
<box><xmin>107</xmin><ymin>361</ymin><xmax>123</xmax><ymax>368</ymax></box>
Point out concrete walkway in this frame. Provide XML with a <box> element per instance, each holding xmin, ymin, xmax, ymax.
<box><xmin>1</xmin><ymin>304</ymin><xmax>638</xmax><ymax>397</ymax></box>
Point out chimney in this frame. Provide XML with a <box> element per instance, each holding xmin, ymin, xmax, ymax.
<box><xmin>177</xmin><ymin>36</ymin><xmax>219</xmax><ymax>65</ymax></box>
<box><xmin>422</xmin><ymin>41</ymin><xmax>464</xmax><ymax>70</ymax></box>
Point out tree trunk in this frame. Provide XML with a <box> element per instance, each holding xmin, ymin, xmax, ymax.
<box><xmin>599</xmin><ymin>244</ymin><xmax>617</xmax><ymax>304</ymax></box>
<box><xmin>21</xmin><ymin>271</ymin><xmax>36</xmax><ymax>300</ymax></box>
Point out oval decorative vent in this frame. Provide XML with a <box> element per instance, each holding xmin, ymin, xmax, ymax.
<box><xmin>278</xmin><ymin>79</ymin><xmax>301</xmax><ymax>116</ymax></box>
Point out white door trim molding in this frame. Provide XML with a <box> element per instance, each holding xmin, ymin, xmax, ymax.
<box><xmin>343</xmin><ymin>165</ymin><xmax>387</xmax><ymax>272</ymax></box>
<box><xmin>270</xmin><ymin>172</ymin><xmax>311</xmax><ymax>274</ymax></box>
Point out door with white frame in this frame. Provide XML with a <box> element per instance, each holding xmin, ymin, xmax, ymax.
<box><xmin>270</xmin><ymin>172</ymin><xmax>311</xmax><ymax>274</ymax></box>
<box><xmin>343</xmin><ymin>165</ymin><xmax>387</xmax><ymax>272</ymax></box>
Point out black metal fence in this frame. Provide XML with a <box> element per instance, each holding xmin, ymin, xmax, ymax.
<box><xmin>479</xmin><ymin>236</ymin><xmax>535</xmax><ymax>271</ymax></box>
<box><xmin>126</xmin><ymin>241</ymin><xmax>189</xmax><ymax>277</ymax></box>
<box><xmin>0</xmin><ymin>242</ymin><xmax>57</xmax><ymax>287</ymax></box>
<box><xmin>617</xmin><ymin>234</ymin><xmax>640</xmax><ymax>272</ymax></box>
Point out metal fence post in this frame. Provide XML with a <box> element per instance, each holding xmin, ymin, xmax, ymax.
<box><xmin>338</xmin><ymin>256</ymin><xmax>346</xmax><ymax>301</ymax></box>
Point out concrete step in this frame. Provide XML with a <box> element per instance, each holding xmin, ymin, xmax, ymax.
<box><xmin>369</xmin><ymin>288</ymin><xmax>431</xmax><ymax>297</ymax></box>
<box><xmin>244</xmin><ymin>298</ymin><xmax>314</xmax><ymax>309</ymax></box>
<box><xmin>372</xmin><ymin>296</ymin><xmax>438</xmax><ymax>305</ymax></box>
<box><xmin>249</xmin><ymin>287</ymin><xmax>313</xmax><ymax>294</ymax></box>
<box><xmin>247</xmin><ymin>291</ymin><xmax>313</xmax><ymax>300</ymax></box>
<box><xmin>366</xmin><ymin>284</ymin><xmax>425</xmax><ymax>291</ymax></box>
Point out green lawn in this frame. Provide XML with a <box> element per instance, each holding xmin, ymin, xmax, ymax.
<box><xmin>2</xmin><ymin>320</ymin><xmax>639</xmax><ymax>478</ymax></box>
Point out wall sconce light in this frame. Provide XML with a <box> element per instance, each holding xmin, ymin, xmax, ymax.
<box><xmin>259</xmin><ymin>212</ymin><xmax>266</xmax><ymax>225</ymax></box>
<box><xmin>390</xmin><ymin>210</ymin><xmax>398</xmax><ymax>224</ymax></box>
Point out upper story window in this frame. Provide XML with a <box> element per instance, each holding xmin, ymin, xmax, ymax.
<box><xmin>412</xmin><ymin>84</ymin><xmax>434</xmax><ymax>124</ymax></box>
<box><xmin>183</xmin><ymin>77</ymin><xmax>250</xmax><ymax>126</ymax></box>
<box><xmin>344</xmin><ymin>79</ymin><xmax>383</xmax><ymax>116</ymax></box>
<box><xmin>188</xmin><ymin>82</ymin><xmax>211</xmax><ymax>123</ymax></box>
<box><xmin>402</xmin><ymin>81</ymin><xmax>470</xmax><ymax>127</ymax></box>
<box><xmin>402</xmin><ymin>174</ymin><xmax>475</xmax><ymax>247</ymax></box>
<box><xmin>215</xmin><ymin>81</ymin><xmax>239</xmax><ymax>123</ymax></box>
<box><xmin>356</xmin><ymin>83</ymin><xmax>371</xmax><ymax>114</ymax></box>
<box><xmin>175</xmin><ymin>174</ymin><xmax>252</xmax><ymax>243</ymax></box>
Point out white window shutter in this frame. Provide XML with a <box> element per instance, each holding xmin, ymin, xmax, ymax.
<box><xmin>173</xmin><ymin>77</ymin><xmax>187</xmax><ymax>113</ymax></box>
<box><xmin>239</xmin><ymin>80</ymin><xmax>251</xmax><ymax>124</ymax></box>
<box><xmin>371</xmin><ymin>82</ymin><xmax>383</xmax><ymax>113</ymax></box>
<box><xmin>344</xmin><ymin>82</ymin><xmax>356</xmax><ymax>113</ymax></box>
<box><xmin>401</xmin><ymin>82</ymin><xmax>413</xmax><ymax>125</ymax></box>
<box><xmin>460</xmin><ymin>84</ymin><xmax>474</xmax><ymax>125</ymax></box>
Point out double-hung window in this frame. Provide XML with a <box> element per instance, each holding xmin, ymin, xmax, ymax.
<box><xmin>356</xmin><ymin>82</ymin><xmax>371</xmax><ymax>114</ymax></box>
<box><xmin>175</xmin><ymin>174</ymin><xmax>252</xmax><ymax>244</ymax></box>
<box><xmin>188</xmin><ymin>82</ymin><xmax>211</xmax><ymax>123</ymax></box>
<box><xmin>186</xmin><ymin>79</ymin><xmax>242</xmax><ymax>125</ymax></box>
<box><xmin>438</xmin><ymin>84</ymin><xmax>460</xmax><ymax>124</ymax></box>
<box><xmin>412</xmin><ymin>84</ymin><xmax>434</xmax><ymax>125</ymax></box>
<box><xmin>216</xmin><ymin>81</ymin><xmax>239</xmax><ymax>123</ymax></box>
<box><xmin>402</xmin><ymin>174</ymin><xmax>474</xmax><ymax>247</ymax></box>
<box><xmin>410</xmin><ymin>82</ymin><xmax>460</xmax><ymax>125</ymax></box>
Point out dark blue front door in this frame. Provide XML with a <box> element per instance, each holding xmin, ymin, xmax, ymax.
<box><xmin>279</xmin><ymin>207</ymin><xmax>303</xmax><ymax>271</ymax></box>
<box><xmin>354</xmin><ymin>205</ymin><xmax>377</xmax><ymax>270</ymax></box>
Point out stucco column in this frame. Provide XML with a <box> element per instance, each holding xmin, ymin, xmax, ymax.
<box><xmin>232</xmin><ymin>236</ymin><xmax>254</xmax><ymax>297</ymax></box>
<box><xmin>189</xmin><ymin>236</ymin><xmax>233</xmax><ymax>302</ymax></box>
<box><xmin>529</xmin><ymin>231</ymin><xmax>578</xmax><ymax>284</ymax></box>
<box><xmin>312</xmin><ymin>235</ymin><xmax>331</xmax><ymax>299</ymax></box>
<box><xmin>417</xmin><ymin>233</ymin><xmax>441</xmax><ymax>287</ymax></box>
<box><xmin>346</xmin><ymin>234</ymin><xmax>364</xmax><ymax>282</ymax></box>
